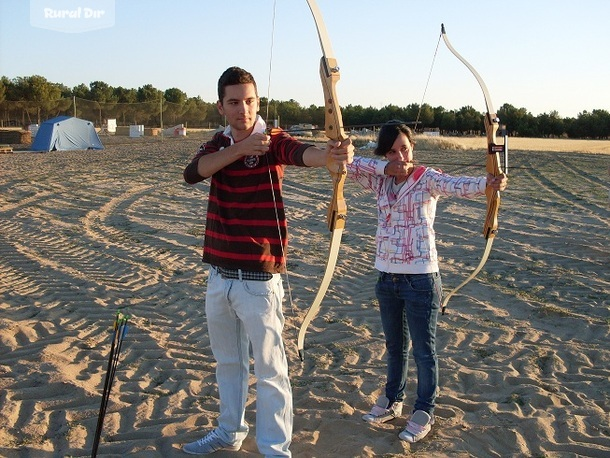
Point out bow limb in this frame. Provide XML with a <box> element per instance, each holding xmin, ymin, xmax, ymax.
<box><xmin>439</xmin><ymin>24</ymin><xmax>505</xmax><ymax>314</ymax></box>
<box><xmin>297</xmin><ymin>0</ymin><xmax>348</xmax><ymax>360</ymax></box>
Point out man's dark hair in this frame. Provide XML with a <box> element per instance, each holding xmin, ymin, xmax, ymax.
<box><xmin>217</xmin><ymin>66</ymin><xmax>258</xmax><ymax>101</ymax></box>
<box><xmin>374</xmin><ymin>120</ymin><xmax>416</xmax><ymax>156</ymax></box>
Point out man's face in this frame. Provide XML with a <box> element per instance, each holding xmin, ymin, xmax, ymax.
<box><xmin>217</xmin><ymin>83</ymin><xmax>260</xmax><ymax>137</ymax></box>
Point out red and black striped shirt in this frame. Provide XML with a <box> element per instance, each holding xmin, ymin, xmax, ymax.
<box><xmin>184</xmin><ymin>130</ymin><xmax>312</xmax><ymax>273</ymax></box>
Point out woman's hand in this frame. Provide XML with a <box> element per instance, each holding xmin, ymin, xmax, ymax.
<box><xmin>487</xmin><ymin>173</ymin><xmax>508</xmax><ymax>191</ymax></box>
<box><xmin>384</xmin><ymin>160</ymin><xmax>414</xmax><ymax>178</ymax></box>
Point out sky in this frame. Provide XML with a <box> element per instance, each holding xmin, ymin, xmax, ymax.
<box><xmin>1</xmin><ymin>0</ymin><xmax>609</xmax><ymax>119</ymax></box>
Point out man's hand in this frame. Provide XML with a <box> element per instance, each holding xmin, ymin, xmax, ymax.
<box><xmin>235</xmin><ymin>133</ymin><xmax>270</xmax><ymax>157</ymax></box>
<box><xmin>326</xmin><ymin>138</ymin><xmax>354</xmax><ymax>173</ymax></box>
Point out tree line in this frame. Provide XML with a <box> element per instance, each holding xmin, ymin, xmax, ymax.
<box><xmin>1</xmin><ymin>75</ymin><xmax>609</xmax><ymax>139</ymax></box>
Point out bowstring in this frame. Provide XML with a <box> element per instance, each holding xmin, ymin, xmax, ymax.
<box><xmin>414</xmin><ymin>29</ymin><xmax>443</xmax><ymax>131</ymax></box>
<box><xmin>265</xmin><ymin>0</ymin><xmax>276</xmax><ymax>124</ymax></box>
<box><xmin>265</xmin><ymin>0</ymin><xmax>296</xmax><ymax>319</ymax></box>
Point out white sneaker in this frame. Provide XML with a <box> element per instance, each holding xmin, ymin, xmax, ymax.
<box><xmin>362</xmin><ymin>395</ymin><xmax>403</xmax><ymax>423</ymax></box>
<box><xmin>182</xmin><ymin>429</ymin><xmax>242</xmax><ymax>455</ymax></box>
<box><xmin>398</xmin><ymin>410</ymin><xmax>434</xmax><ymax>443</ymax></box>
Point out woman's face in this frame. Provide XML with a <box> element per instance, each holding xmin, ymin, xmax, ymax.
<box><xmin>384</xmin><ymin>132</ymin><xmax>414</xmax><ymax>163</ymax></box>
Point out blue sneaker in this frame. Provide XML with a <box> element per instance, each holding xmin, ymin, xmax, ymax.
<box><xmin>182</xmin><ymin>429</ymin><xmax>242</xmax><ymax>455</ymax></box>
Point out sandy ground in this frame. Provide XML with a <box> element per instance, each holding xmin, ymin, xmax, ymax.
<box><xmin>438</xmin><ymin>136</ymin><xmax>610</xmax><ymax>154</ymax></box>
<box><xmin>0</xmin><ymin>133</ymin><xmax>608</xmax><ymax>457</ymax></box>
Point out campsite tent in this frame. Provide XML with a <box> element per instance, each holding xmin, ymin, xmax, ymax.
<box><xmin>31</xmin><ymin>116</ymin><xmax>104</xmax><ymax>151</ymax></box>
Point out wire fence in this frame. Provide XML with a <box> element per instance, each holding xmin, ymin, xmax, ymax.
<box><xmin>0</xmin><ymin>97</ymin><xmax>223</xmax><ymax>129</ymax></box>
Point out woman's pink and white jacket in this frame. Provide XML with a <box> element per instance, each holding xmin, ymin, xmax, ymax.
<box><xmin>346</xmin><ymin>156</ymin><xmax>487</xmax><ymax>274</ymax></box>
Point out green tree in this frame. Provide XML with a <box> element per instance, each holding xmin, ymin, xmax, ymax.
<box><xmin>110</xmin><ymin>87</ymin><xmax>138</xmax><ymax>125</ymax></box>
<box><xmin>455</xmin><ymin>105</ymin><xmax>483</xmax><ymax>133</ymax></box>
<box><xmin>275</xmin><ymin>99</ymin><xmax>303</xmax><ymax>127</ymax></box>
<box><xmin>114</xmin><ymin>86</ymin><xmax>138</xmax><ymax>103</ymax></box>
<box><xmin>536</xmin><ymin>110</ymin><xmax>564</xmax><ymax>137</ymax></box>
<box><xmin>498</xmin><ymin>103</ymin><xmax>536</xmax><ymax>136</ymax></box>
<box><xmin>72</xmin><ymin>83</ymin><xmax>90</xmax><ymax>99</ymax></box>
<box><xmin>133</xmin><ymin>84</ymin><xmax>163</xmax><ymax>125</ymax></box>
<box><xmin>137</xmin><ymin>84</ymin><xmax>162</xmax><ymax>102</ymax></box>
<box><xmin>569</xmin><ymin>109</ymin><xmax>610</xmax><ymax>139</ymax></box>
<box><xmin>377</xmin><ymin>104</ymin><xmax>407</xmax><ymax>123</ymax></box>
<box><xmin>162</xmin><ymin>88</ymin><xmax>188</xmax><ymax>125</ymax></box>
<box><xmin>89</xmin><ymin>81</ymin><xmax>115</xmax><ymax>102</ymax></box>
<box><xmin>164</xmin><ymin>87</ymin><xmax>187</xmax><ymax>104</ymax></box>
<box><xmin>9</xmin><ymin>75</ymin><xmax>63</xmax><ymax>123</ymax></box>
<box><xmin>437</xmin><ymin>109</ymin><xmax>457</xmax><ymax>133</ymax></box>
<box><xmin>3</xmin><ymin>73</ymin><xmax>610</xmax><ymax>138</ymax></box>
<box><xmin>412</xmin><ymin>103</ymin><xmax>434</xmax><ymax>128</ymax></box>
<box><xmin>183</xmin><ymin>97</ymin><xmax>213</xmax><ymax>127</ymax></box>
<box><xmin>86</xmin><ymin>81</ymin><xmax>117</xmax><ymax>125</ymax></box>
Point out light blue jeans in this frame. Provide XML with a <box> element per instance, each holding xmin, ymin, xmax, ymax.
<box><xmin>205</xmin><ymin>266</ymin><xmax>292</xmax><ymax>457</ymax></box>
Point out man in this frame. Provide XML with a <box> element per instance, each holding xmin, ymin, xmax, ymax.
<box><xmin>182</xmin><ymin>66</ymin><xmax>353</xmax><ymax>456</ymax></box>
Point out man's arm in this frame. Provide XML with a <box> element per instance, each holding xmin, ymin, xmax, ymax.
<box><xmin>185</xmin><ymin>133</ymin><xmax>271</xmax><ymax>182</ymax></box>
<box><xmin>302</xmin><ymin>138</ymin><xmax>353</xmax><ymax>168</ymax></box>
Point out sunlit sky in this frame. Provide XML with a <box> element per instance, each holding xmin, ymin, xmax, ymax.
<box><xmin>1</xmin><ymin>0</ymin><xmax>609</xmax><ymax>119</ymax></box>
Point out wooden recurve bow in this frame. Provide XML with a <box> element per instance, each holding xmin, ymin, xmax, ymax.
<box><xmin>297</xmin><ymin>0</ymin><xmax>348</xmax><ymax>360</ymax></box>
<box><xmin>439</xmin><ymin>24</ymin><xmax>507</xmax><ymax>314</ymax></box>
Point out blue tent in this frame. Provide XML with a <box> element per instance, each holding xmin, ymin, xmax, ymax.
<box><xmin>31</xmin><ymin>116</ymin><xmax>104</xmax><ymax>151</ymax></box>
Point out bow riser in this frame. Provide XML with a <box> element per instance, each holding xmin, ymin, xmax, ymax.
<box><xmin>319</xmin><ymin>57</ymin><xmax>348</xmax><ymax>143</ymax></box>
<box><xmin>327</xmin><ymin>173</ymin><xmax>347</xmax><ymax>231</ymax></box>
<box><xmin>484</xmin><ymin>185</ymin><xmax>500</xmax><ymax>239</ymax></box>
<box><xmin>484</xmin><ymin>112</ymin><xmax>504</xmax><ymax>239</ymax></box>
<box><xmin>319</xmin><ymin>56</ymin><xmax>348</xmax><ymax>231</ymax></box>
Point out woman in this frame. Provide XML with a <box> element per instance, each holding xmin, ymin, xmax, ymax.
<box><xmin>347</xmin><ymin>120</ymin><xmax>507</xmax><ymax>443</ymax></box>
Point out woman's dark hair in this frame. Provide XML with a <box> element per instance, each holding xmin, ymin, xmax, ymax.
<box><xmin>217</xmin><ymin>66</ymin><xmax>258</xmax><ymax>101</ymax></box>
<box><xmin>373</xmin><ymin>120</ymin><xmax>415</xmax><ymax>156</ymax></box>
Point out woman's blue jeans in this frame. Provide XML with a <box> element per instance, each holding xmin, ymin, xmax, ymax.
<box><xmin>375</xmin><ymin>271</ymin><xmax>442</xmax><ymax>415</ymax></box>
